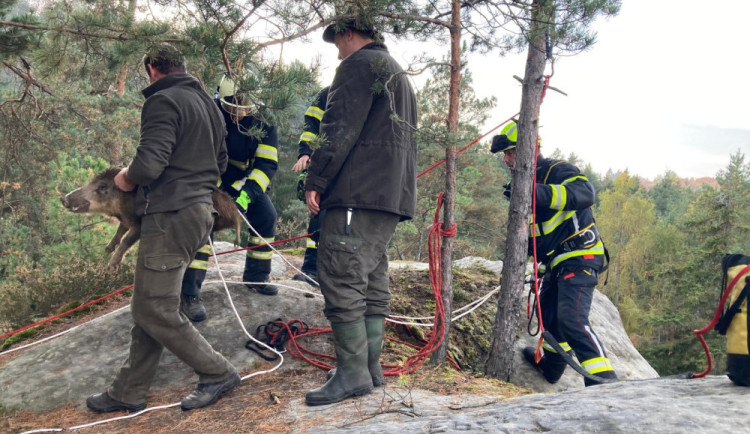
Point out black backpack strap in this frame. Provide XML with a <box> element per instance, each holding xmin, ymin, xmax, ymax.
<box><xmin>715</xmin><ymin>278</ymin><xmax>750</xmax><ymax>335</ymax></box>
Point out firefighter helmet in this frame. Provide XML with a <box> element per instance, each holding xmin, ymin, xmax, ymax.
<box><xmin>216</xmin><ymin>72</ymin><xmax>261</xmax><ymax>115</ymax></box>
<box><xmin>490</xmin><ymin>121</ymin><xmax>518</xmax><ymax>154</ymax></box>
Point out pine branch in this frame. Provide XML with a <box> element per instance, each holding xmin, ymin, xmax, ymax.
<box><xmin>0</xmin><ymin>19</ymin><xmax>185</xmax><ymax>43</ymax></box>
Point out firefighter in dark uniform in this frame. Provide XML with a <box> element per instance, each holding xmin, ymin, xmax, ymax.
<box><xmin>491</xmin><ymin>121</ymin><xmax>618</xmax><ymax>386</ymax></box>
<box><xmin>291</xmin><ymin>86</ymin><xmax>330</xmax><ymax>288</ymax></box>
<box><xmin>180</xmin><ymin>74</ymin><xmax>279</xmax><ymax>322</ymax></box>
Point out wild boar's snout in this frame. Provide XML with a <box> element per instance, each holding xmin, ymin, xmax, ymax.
<box><xmin>61</xmin><ymin>188</ymin><xmax>91</xmax><ymax>213</ymax></box>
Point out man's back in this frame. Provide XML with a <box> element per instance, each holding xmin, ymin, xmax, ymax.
<box><xmin>129</xmin><ymin>73</ymin><xmax>227</xmax><ymax>215</ymax></box>
<box><xmin>307</xmin><ymin>42</ymin><xmax>417</xmax><ymax>219</ymax></box>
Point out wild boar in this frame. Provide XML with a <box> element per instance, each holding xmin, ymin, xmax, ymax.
<box><xmin>61</xmin><ymin>168</ymin><xmax>242</xmax><ymax>270</ymax></box>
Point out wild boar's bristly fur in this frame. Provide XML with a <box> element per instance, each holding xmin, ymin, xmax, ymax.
<box><xmin>61</xmin><ymin>168</ymin><xmax>242</xmax><ymax>270</ymax></box>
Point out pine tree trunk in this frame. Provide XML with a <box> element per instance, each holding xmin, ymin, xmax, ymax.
<box><xmin>485</xmin><ymin>0</ymin><xmax>548</xmax><ymax>380</ymax></box>
<box><xmin>430</xmin><ymin>0</ymin><xmax>461</xmax><ymax>365</ymax></box>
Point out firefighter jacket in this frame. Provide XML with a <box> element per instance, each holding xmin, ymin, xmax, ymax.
<box><xmin>531</xmin><ymin>156</ymin><xmax>606</xmax><ymax>273</ymax></box>
<box><xmin>129</xmin><ymin>73</ymin><xmax>227</xmax><ymax>216</ymax></box>
<box><xmin>217</xmin><ymin>101</ymin><xmax>278</xmax><ymax>203</ymax></box>
<box><xmin>298</xmin><ymin>86</ymin><xmax>329</xmax><ymax>159</ymax></box>
<box><xmin>305</xmin><ymin>42</ymin><xmax>418</xmax><ymax>220</ymax></box>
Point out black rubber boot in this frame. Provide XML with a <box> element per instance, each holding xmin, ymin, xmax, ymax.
<box><xmin>584</xmin><ymin>370</ymin><xmax>619</xmax><ymax>387</ymax></box>
<box><xmin>306</xmin><ymin>319</ymin><xmax>373</xmax><ymax>406</ymax></box>
<box><xmin>522</xmin><ymin>346</ymin><xmax>568</xmax><ymax>384</ymax></box>
<box><xmin>326</xmin><ymin>315</ymin><xmax>386</xmax><ymax>386</ymax></box>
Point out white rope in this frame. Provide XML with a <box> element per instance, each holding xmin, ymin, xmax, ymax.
<box><xmin>235</xmin><ymin>211</ymin><xmax>320</xmax><ymax>288</ymax></box>
<box><xmin>20</xmin><ymin>236</ymin><xmax>286</xmax><ymax>433</ymax></box>
<box><xmin>11</xmin><ymin>209</ymin><xmax>500</xmax><ymax>432</ymax></box>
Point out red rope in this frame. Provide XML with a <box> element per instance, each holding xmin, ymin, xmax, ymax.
<box><xmin>0</xmin><ymin>233</ymin><xmax>314</xmax><ymax>342</ymax></box>
<box><xmin>0</xmin><ymin>284</ymin><xmax>133</xmax><ymax>340</ymax></box>
<box><xmin>417</xmin><ymin>113</ymin><xmax>519</xmax><ymax>179</ymax></box>
<box><xmin>691</xmin><ymin>264</ymin><xmax>750</xmax><ymax>378</ymax></box>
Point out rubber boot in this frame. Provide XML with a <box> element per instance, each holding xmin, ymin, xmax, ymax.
<box><xmin>522</xmin><ymin>346</ymin><xmax>568</xmax><ymax>384</ymax></box>
<box><xmin>584</xmin><ymin>369</ymin><xmax>618</xmax><ymax>387</ymax></box>
<box><xmin>326</xmin><ymin>315</ymin><xmax>386</xmax><ymax>386</ymax></box>
<box><xmin>306</xmin><ymin>319</ymin><xmax>373</xmax><ymax>406</ymax></box>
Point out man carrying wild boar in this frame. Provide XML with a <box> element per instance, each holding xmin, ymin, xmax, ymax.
<box><xmin>86</xmin><ymin>45</ymin><xmax>240</xmax><ymax>413</ymax></box>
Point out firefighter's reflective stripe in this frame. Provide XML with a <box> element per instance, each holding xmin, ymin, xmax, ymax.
<box><xmin>543</xmin><ymin>340</ymin><xmax>571</xmax><ymax>353</ymax></box>
<box><xmin>231</xmin><ymin>178</ymin><xmax>246</xmax><ymax>191</ymax></box>
<box><xmin>249</xmin><ymin>236</ymin><xmax>273</xmax><ymax>246</ymax></box>
<box><xmin>306</xmin><ymin>238</ymin><xmax>317</xmax><ymax>249</ymax></box>
<box><xmin>254</xmin><ymin>144</ymin><xmax>278</xmax><ymax>162</ymax></box>
<box><xmin>581</xmin><ymin>356</ymin><xmax>615</xmax><ymax>374</ymax></box>
<box><xmin>228</xmin><ymin>158</ymin><xmax>250</xmax><ymax>171</ymax></box>
<box><xmin>550</xmin><ymin>240</ymin><xmax>605</xmax><ymax>269</ymax></box>
<box><xmin>305</xmin><ymin>105</ymin><xmax>324</xmax><ymax>121</ymax></box>
<box><xmin>530</xmin><ymin>210</ymin><xmax>577</xmax><ymax>237</ymax></box>
<box><xmin>188</xmin><ymin>244</ymin><xmax>211</xmax><ymax>270</ymax></box>
<box><xmin>299</xmin><ymin>131</ymin><xmax>317</xmax><ymax>142</ymax></box>
<box><xmin>188</xmin><ymin>259</ymin><xmax>209</xmax><ymax>270</ymax></box>
<box><xmin>247</xmin><ymin>250</ymin><xmax>273</xmax><ymax>260</ymax></box>
<box><xmin>249</xmin><ymin>169</ymin><xmax>270</xmax><ymax>193</ymax></box>
<box><xmin>549</xmin><ymin>184</ymin><xmax>566</xmax><ymax>210</ymax></box>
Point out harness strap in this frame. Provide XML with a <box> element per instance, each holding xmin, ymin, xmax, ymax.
<box><xmin>715</xmin><ymin>280</ymin><xmax>749</xmax><ymax>335</ymax></box>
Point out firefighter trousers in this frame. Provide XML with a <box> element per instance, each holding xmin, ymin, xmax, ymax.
<box><xmin>301</xmin><ymin>212</ymin><xmax>321</xmax><ymax>275</ymax></box>
<box><xmin>181</xmin><ymin>192</ymin><xmax>277</xmax><ymax>297</ymax></box>
<box><xmin>540</xmin><ymin>264</ymin><xmax>617</xmax><ymax>383</ymax></box>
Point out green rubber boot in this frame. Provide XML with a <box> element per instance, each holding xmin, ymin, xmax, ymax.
<box><xmin>326</xmin><ymin>315</ymin><xmax>386</xmax><ymax>386</ymax></box>
<box><xmin>306</xmin><ymin>319</ymin><xmax>373</xmax><ymax>406</ymax></box>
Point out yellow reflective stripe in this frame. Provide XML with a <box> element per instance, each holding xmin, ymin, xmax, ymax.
<box><xmin>550</xmin><ymin>240</ymin><xmax>605</xmax><ymax>269</ymax></box>
<box><xmin>306</xmin><ymin>238</ymin><xmax>317</xmax><ymax>249</ymax></box>
<box><xmin>299</xmin><ymin>131</ymin><xmax>317</xmax><ymax>142</ymax></box>
<box><xmin>216</xmin><ymin>178</ymin><xmax>222</xmax><ymax>188</ymax></box>
<box><xmin>197</xmin><ymin>245</ymin><xmax>212</xmax><ymax>254</ymax></box>
<box><xmin>562</xmin><ymin>175</ymin><xmax>588</xmax><ymax>185</ymax></box>
<box><xmin>249</xmin><ymin>236</ymin><xmax>274</xmax><ymax>246</ymax></box>
<box><xmin>254</xmin><ymin>144</ymin><xmax>278</xmax><ymax>162</ymax></box>
<box><xmin>549</xmin><ymin>185</ymin><xmax>567</xmax><ymax>210</ymax></box>
<box><xmin>541</xmin><ymin>210</ymin><xmax>576</xmax><ymax>234</ymax></box>
<box><xmin>542</xmin><ymin>341</ymin><xmax>571</xmax><ymax>353</ymax></box>
<box><xmin>231</xmin><ymin>179</ymin><xmax>246</xmax><ymax>191</ymax></box>
<box><xmin>228</xmin><ymin>158</ymin><xmax>249</xmax><ymax>171</ymax></box>
<box><xmin>581</xmin><ymin>356</ymin><xmax>614</xmax><ymax>374</ymax></box>
<box><xmin>305</xmin><ymin>105</ymin><xmax>324</xmax><ymax>121</ymax></box>
<box><xmin>247</xmin><ymin>250</ymin><xmax>273</xmax><ymax>260</ymax></box>
<box><xmin>188</xmin><ymin>259</ymin><xmax>209</xmax><ymax>270</ymax></box>
<box><xmin>249</xmin><ymin>169</ymin><xmax>270</xmax><ymax>192</ymax></box>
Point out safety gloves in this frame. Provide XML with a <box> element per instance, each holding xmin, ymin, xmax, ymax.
<box><xmin>236</xmin><ymin>190</ymin><xmax>252</xmax><ymax>211</ymax></box>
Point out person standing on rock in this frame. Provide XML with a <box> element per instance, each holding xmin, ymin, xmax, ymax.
<box><xmin>291</xmin><ymin>85</ymin><xmax>330</xmax><ymax>288</ymax></box>
<box><xmin>303</xmin><ymin>18</ymin><xmax>417</xmax><ymax>405</ymax></box>
<box><xmin>179</xmin><ymin>72</ymin><xmax>281</xmax><ymax>323</ymax></box>
<box><xmin>491</xmin><ymin>121</ymin><xmax>618</xmax><ymax>386</ymax></box>
<box><xmin>86</xmin><ymin>45</ymin><xmax>240</xmax><ymax>413</ymax></box>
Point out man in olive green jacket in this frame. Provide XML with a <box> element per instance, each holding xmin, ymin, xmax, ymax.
<box><xmin>304</xmin><ymin>20</ymin><xmax>417</xmax><ymax>406</ymax></box>
<box><xmin>86</xmin><ymin>45</ymin><xmax>239</xmax><ymax>414</ymax></box>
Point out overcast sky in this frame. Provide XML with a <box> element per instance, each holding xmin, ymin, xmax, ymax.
<box><xmin>280</xmin><ymin>0</ymin><xmax>749</xmax><ymax>180</ymax></box>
